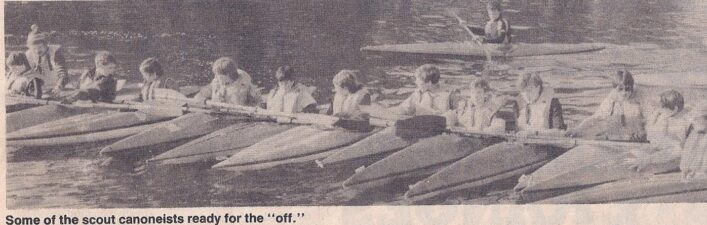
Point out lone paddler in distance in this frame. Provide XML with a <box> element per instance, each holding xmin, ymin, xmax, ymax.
<box><xmin>194</xmin><ymin>57</ymin><xmax>261</xmax><ymax>106</ymax></box>
<box><xmin>461</xmin><ymin>1</ymin><xmax>512</xmax><ymax>45</ymax></box>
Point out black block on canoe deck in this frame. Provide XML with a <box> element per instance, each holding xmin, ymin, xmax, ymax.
<box><xmin>395</xmin><ymin>115</ymin><xmax>446</xmax><ymax>139</ymax></box>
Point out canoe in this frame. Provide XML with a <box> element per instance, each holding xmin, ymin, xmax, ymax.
<box><xmin>361</xmin><ymin>42</ymin><xmax>605</xmax><ymax>58</ymax></box>
<box><xmin>6</xmin><ymin>104</ymin><xmax>102</xmax><ymax>132</ymax></box>
<box><xmin>316</xmin><ymin>126</ymin><xmax>418</xmax><ymax>168</ymax></box>
<box><xmin>342</xmin><ymin>133</ymin><xmax>503</xmax><ymax>190</ymax></box>
<box><xmin>7</xmin><ymin>111</ymin><xmax>174</xmax><ymax>140</ymax></box>
<box><xmin>404</xmin><ymin>142</ymin><xmax>566</xmax><ymax>203</ymax></box>
<box><xmin>212</xmin><ymin>126</ymin><xmax>379</xmax><ymax>172</ymax></box>
<box><xmin>513</xmin><ymin>144</ymin><xmax>679</xmax><ymax>197</ymax></box>
<box><xmin>148</xmin><ymin>122</ymin><xmax>295</xmax><ymax>166</ymax></box>
<box><xmin>99</xmin><ymin>113</ymin><xmax>241</xmax><ymax>158</ymax></box>
<box><xmin>7</xmin><ymin>122</ymin><xmax>162</xmax><ymax>149</ymax></box>
<box><xmin>536</xmin><ymin>173</ymin><xmax>707</xmax><ymax>204</ymax></box>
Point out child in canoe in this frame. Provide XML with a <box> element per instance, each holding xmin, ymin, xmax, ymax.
<box><xmin>194</xmin><ymin>57</ymin><xmax>261</xmax><ymax>106</ymax></box>
<box><xmin>264</xmin><ymin>66</ymin><xmax>318</xmax><ymax>113</ymax></box>
<box><xmin>567</xmin><ymin>70</ymin><xmax>646</xmax><ymax>141</ymax></box>
<box><xmin>626</xmin><ymin>90</ymin><xmax>700</xmax><ymax>174</ymax></box>
<box><xmin>75</xmin><ymin>51</ymin><xmax>119</xmax><ymax>103</ymax></box>
<box><xmin>449</xmin><ymin>78</ymin><xmax>509</xmax><ymax>132</ymax></box>
<box><xmin>6</xmin><ymin>51</ymin><xmax>43</xmax><ymax>98</ymax></box>
<box><xmin>394</xmin><ymin>64</ymin><xmax>456</xmax><ymax>117</ymax></box>
<box><xmin>327</xmin><ymin>69</ymin><xmax>371</xmax><ymax>115</ymax></box>
<box><xmin>513</xmin><ymin>72</ymin><xmax>567</xmax><ymax>135</ymax></box>
<box><xmin>468</xmin><ymin>1</ymin><xmax>512</xmax><ymax>45</ymax></box>
<box><xmin>134</xmin><ymin>57</ymin><xmax>180</xmax><ymax>101</ymax></box>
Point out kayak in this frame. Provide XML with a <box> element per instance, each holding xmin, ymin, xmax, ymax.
<box><xmin>148</xmin><ymin>122</ymin><xmax>295</xmax><ymax>166</ymax></box>
<box><xmin>6</xmin><ymin>104</ymin><xmax>101</xmax><ymax>132</ymax></box>
<box><xmin>513</xmin><ymin>144</ymin><xmax>678</xmax><ymax>197</ymax></box>
<box><xmin>99</xmin><ymin>113</ymin><xmax>241</xmax><ymax>158</ymax></box>
<box><xmin>7</xmin><ymin>122</ymin><xmax>162</xmax><ymax>149</ymax></box>
<box><xmin>212</xmin><ymin>126</ymin><xmax>379</xmax><ymax>172</ymax></box>
<box><xmin>7</xmin><ymin>111</ymin><xmax>174</xmax><ymax>140</ymax></box>
<box><xmin>342</xmin><ymin>133</ymin><xmax>502</xmax><ymax>190</ymax></box>
<box><xmin>404</xmin><ymin>142</ymin><xmax>566</xmax><ymax>203</ymax></box>
<box><xmin>361</xmin><ymin>42</ymin><xmax>605</xmax><ymax>58</ymax></box>
<box><xmin>316</xmin><ymin>126</ymin><xmax>418</xmax><ymax>168</ymax></box>
<box><xmin>536</xmin><ymin>173</ymin><xmax>707</xmax><ymax>204</ymax></box>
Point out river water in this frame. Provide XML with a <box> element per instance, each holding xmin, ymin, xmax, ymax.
<box><xmin>5</xmin><ymin>0</ymin><xmax>706</xmax><ymax>208</ymax></box>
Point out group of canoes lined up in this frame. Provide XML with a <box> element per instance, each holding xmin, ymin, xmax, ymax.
<box><xmin>7</xmin><ymin>2</ymin><xmax>707</xmax><ymax>204</ymax></box>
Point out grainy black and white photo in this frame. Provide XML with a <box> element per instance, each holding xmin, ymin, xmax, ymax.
<box><xmin>4</xmin><ymin>0</ymin><xmax>707</xmax><ymax>209</ymax></box>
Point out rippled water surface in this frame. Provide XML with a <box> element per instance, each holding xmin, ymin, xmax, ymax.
<box><xmin>5</xmin><ymin>0</ymin><xmax>707</xmax><ymax>208</ymax></box>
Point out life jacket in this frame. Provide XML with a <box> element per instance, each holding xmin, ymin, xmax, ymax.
<box><xmin>140</xmin><ymin>78</ymin><xmax>179</xmax><ymax>101</ymax></box>
<box><xmin>516</xmin><ymin>89</ymin><xmax>565</xmax><ymax>132</ymax></box>
<box><xmin>645</xmin><ymin>109</ymin><xmax>692</xmax><ymax>152</ymax></box>
<box><xmin>332</xmin><ymin>88</ymin><xmax>370</xmax><ymax>115</ymax></box>
<box><xmin>207</xmin><ymin>70</ymin><xmax>257</xmax><ymax>106</ymax></box>
<box><xmin>399</xmin><ymin>87</ymin><xmax>452</xmax><ymax>116</ymax></box>
<box><xmin>484</xmin><ymin>16</ymin><xmax>511</xmax><ymax>44</ymax></box>
<box><xmin>266</xmin><ymin>83</ymin><xmax>317</xmax><ymax>113</ymax></box>
<box><xmin>456</xmin><ymin>99</ymin><xmax>500</xmax><ymax>131</ymax></box>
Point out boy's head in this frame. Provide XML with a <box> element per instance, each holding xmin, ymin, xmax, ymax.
<box><xmin>333</xmin><ymin>70</ymin><xmax>362</xmax><ymax>94</ymax></box>
<box><xmin>517</xmin><ymin>73</ymin><xmax>544</xmax><ymax>101</ymax></box>
<box><xmin>139</xmin><ymin>57</ymin><xmax>164</xmax><ymax>82</ymax></box>
<box><xmin>487</xmin><ymin>1</ymin><xmax>502</xmax><ymax>20</ymax></box>
<box><xmin>413</xmin><ymin>64</ymin><xmax>440</xmax><ymax>90</ymax></box>
<box><xmin>611</xmin><ymin>69</ymin><xmax>634</xmax><ymax>99</ymax></box>
<box><xmin>7</xmin><ymin>51</ymin><xmax>30</xmax><ymax>72</ymax></box>
<box><xmin>212</xmin><ymin>57</ymin><xmax>239</xmax><ymax>81</ymax></box>
<box><xmin>275</xmin><ymin>66</ymin><xmax>296</xmax><ymax>88</ymax></box>
<box><xmin>659</xmin><ymin>89</ymin><xmax>684</xmax><ymax>114</ymax></box>
<box><xmin>95</xmin><ymin>51</ymin><xmax>118</xmax><ymax>75</ymax></box>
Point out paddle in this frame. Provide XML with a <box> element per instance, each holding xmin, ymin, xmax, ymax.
<box><xmin>449</xmin><ymin>10</ymin><xmax>493</xmax><ymax>62</ymax></box>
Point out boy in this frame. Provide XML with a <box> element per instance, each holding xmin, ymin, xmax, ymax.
<box><xmin>194</xmin><ymin>57</ymin><xmax>260</xmax><ymax>106</ymax></box>
<box><xmin>395</xmin><ymin>64</ymin><xmax>455</xmax><ymax>117</ymax></box>
<box><xmin>514</xmin><ymin>73</ymin><xmax>566</xmax><ymax>135</ymax></box>
<box><xmin>469</xmin><ymin>1</ymin><xmax>512</xmax><ymax>45</ymax></box>
<box><xmin>567</xmin><ymin>70</ymin><xmax>645</xmax><ymax>141</ymax></box>
<box><xmin>6</xmin><ymin>52</ymin><xmax>43</xmax><ymax>98</ymax></box>
<box><xmin>328</xmin><ymin>70</ymin><xmax>371</xmax><ymax>115</ymax></box>
<box><xmin>25</xmin><ymin>31</ymin><xmax>69</xmax><ymax>95</ymax></box>
<box><xmin>264</xmin><ymin>66</ymin><xmax>318</xmax><ymax>113</ymax></box>
<box><xmin>627</xmin><ymin>90</ymin><xmax>696</xmax><ymax>173</ymax></box>
<box><xmin>136</xmin><ymin>57</ymin><xmax>180</xmax><ymax>101</ymax></box>
<box><xmin>76</xmin><ymin>51</ymin><xmax>118</xmax><ymax>103</ymax></box>
<box><xmin>450</xmin><ymin>78</ymin><xmax>508</xmax><ymax>132</ymax></box>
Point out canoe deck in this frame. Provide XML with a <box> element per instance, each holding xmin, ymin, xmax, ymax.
<box><xmin>361</xmin><ymin>42</ymin><xmax>605</xmax><ymax>58</ymax></box>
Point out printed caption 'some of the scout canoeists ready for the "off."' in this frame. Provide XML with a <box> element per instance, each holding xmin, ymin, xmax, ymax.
<box><xmin>4</xmin><ymin>0</ymin><xmax>707</xmax><ymax>209</ymax></box>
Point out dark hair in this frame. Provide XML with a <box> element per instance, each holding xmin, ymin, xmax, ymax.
<box><xmin>660</xmin><ymin>89</ymin><xmax>684</xmax><ymax>112</ymax></box>
<box><xmin>415</xmin><ymin>64</ymin><xmax>441</xmax><ymax>84</ymax></box>
<box><xmin>7</xmin><ymin>52</ymin><xmax>30</xmax><ymax>68</ymax></box>
<box><xmin>612</xmin><ymin>69</ymin><xmax>634</xmax><ymax>92</ymax></box>
<box><xmin>471</xmin><ymin>78</ymin><xmax>491</xmax><ymax>91</ymax></box>
<box><xmin>333</xmin><ymin>70</ymin><xmax>363</xmax><ymax>93</ymax></box>
<box><xmin>139</xmin><ymin>57</ymin><xmax>163</xmax><ymax>76</ymax></box>
<box><xmin>487</xmin><ymin>1</ymin><xmax>502</xmax><ymax>11</ymax></box>
<box><xmin>517</xmin><ymin>73</ymin><xmax>544</xmax><ymax>90</ymax></box>
<box><xmin>95</xmin><ymin>51</ymin><xmax>117</xmax><ymax>66</ymax></box>
<box><xmin>276</xmin><ymin>66</ymin><xmax>295</xmax><ymax>82</ymax></box>
<box><xmin>212</xmin><ymin>57</ymin><xmax>239</xmax><ymax>79</ymax></box>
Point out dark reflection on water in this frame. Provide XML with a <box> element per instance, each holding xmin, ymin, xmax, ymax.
<box><xmin>5</xmin><ymin>0</ymin><xmax>706</xmax><ymax>208</ymax></box>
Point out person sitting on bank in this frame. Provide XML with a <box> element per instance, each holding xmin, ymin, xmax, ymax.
<box><xmin>75</xmin><ymin>51</ymin><xmax>119</xmax><ymax>103</ymax></box>
<box><xmin>394</xmin><ymin>64</ymin><xmax>456</xmax><ymax>117</ymax></box>
<box><xmin>626</xmin><ymin>90</ymin><xmax>697</xmax><ymax>173</ymax></box>
<box><xmin>466</xmin><ymin>1</ymin><xmax>511</xmax><ymax>45</ymax></box>
<box><xmin>513</xmin><ymin>73</ymin><xmax>566</xmax><ymax>136</ymax></box>
<box><xmin>25</xmin><ymin>30</ymin><xmax>69</xmax><ymax>96</ymax></box>
<box><xmin>450</xmin><ymin>78</ymin><xmax>509</xmax><ymax>132</ymax></box>
<box><xmin>6</xmin><ymin>51</ymin><xmax>43</xmax><ymax>98</ymax></box>
<box><xmin>194</xmin><ymin>57</ymin><xmax>260</xmax><ymax>106</ymax></box>
<box><xmin>264</xmin><ymin>66</ymin><xmax>318</xmax><ymax>113</ymax></box>
<box><xmin>327</xmin><ymin>70</ymin><xmax>371</xmax><ymax>115</ymax></box>
<box><xmin>135</xmin><ymin>57</ymin><xmax>180</xmax><ymax>101</ymax></box>
<box><xmin>567</xmin><ymin>70</ymin><xmax>646</xmax><ymax>141</ymax></box>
